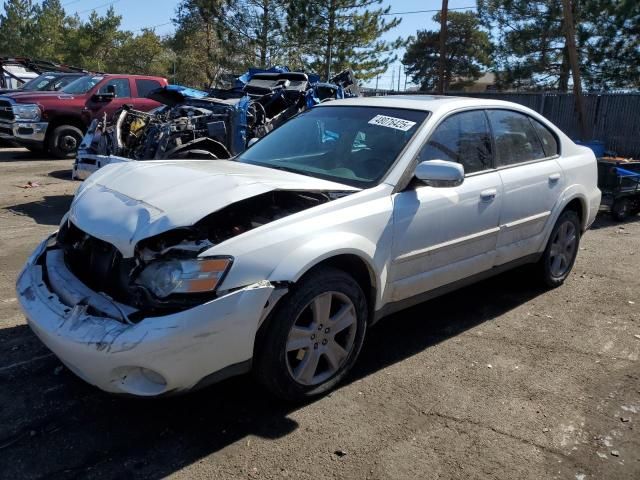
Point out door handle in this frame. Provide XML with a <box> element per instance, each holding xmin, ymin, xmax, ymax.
<box><xmin>480</xmin><ymin>189</ymin><xmax>497</xmax><ymax>201</ymax></box>
<box><xmin>548</xmin><ymin>173</ymin><xmax>561</xmax><ymax>182</ymax></box>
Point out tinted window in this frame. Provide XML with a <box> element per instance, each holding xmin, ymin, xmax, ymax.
<box><xmin>98</xmin><ymin>78</ymin><xmax>131</xmax><ymax>98</ymax></box>
<box><xmin>136</xmin><ymin>79</ymin><xmax>162</xmax><ymax>97</ymax></box>
<box><xmin>487</xmin><ymin>110</ymin><xmax>546</xmax><ymax>166</ymax></box>
<box><xmin>238</xmin><ymin>106</ymin><xmax>428</xmax><ymax>188</ymax></box>
<box><xmin>62</xmin><ymin>75</ymin><xmax>103</xmax><ymax>94</ymax></box>
<box><xmin>418</xmin><ymin>110</ymin><xmax>493</xmax><ymax>174</ymax></box>
<box><xmin>531</xmin><ymin>118</ymin><xmax>559</xmax><ymax>157</ymax></box>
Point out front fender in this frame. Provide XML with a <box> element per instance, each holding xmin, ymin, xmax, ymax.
<box><xmin>268</xmin><ymin>232</ymin><xmax>389</xmax><ymax>308</ymax></box>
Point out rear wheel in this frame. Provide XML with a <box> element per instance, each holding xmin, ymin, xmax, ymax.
<box><xmin>254</xmin><ymin>266</ymin><xmax>367</xmax><ymax>401</ymax></box>
<box><xmin>537</xmin><ymin>210</ymin><xmax>581</xmax><ymax>288</ymax></box>
<box><xmin>47</xmin><ymin>125</ymin><xmax>83</xmax><ymax>159</ymax></box>
<box><xmin>612</xmin><ymin>197</ymin><xmax>631</xmax><ymax>221</ymax></box>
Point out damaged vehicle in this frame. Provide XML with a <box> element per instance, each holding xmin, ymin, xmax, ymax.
<box><xmin>17</xmin><ymin>97</ymin><xmax>600</xmax><ymax>400</ymax></box>
<box><xmin>72</xmin><ymin>69</ymin><xmax>359</xmax><ymax>179</ymax></box>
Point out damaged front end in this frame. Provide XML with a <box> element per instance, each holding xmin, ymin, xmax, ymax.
<box><xmin>57</xmin><ymin>189</ymin><xmax>332</xmax><ymax>317</ymax></box>
<box><xmin>15</xmin><ymin>185</ymin><xmax>348</xmax><ymax>395</ymax></box>
<box><xmin>73</xmin><ymin>68</ymin><xmax>359</xmax><ymax>180</ymax></box>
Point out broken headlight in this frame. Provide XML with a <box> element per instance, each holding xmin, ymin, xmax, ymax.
<box><xmin>135</xmin><ymin>257</ymin><xmax>232</xmax><ymax>298</ymax></box>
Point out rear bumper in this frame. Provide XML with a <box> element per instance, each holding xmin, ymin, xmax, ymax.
<box><xmin>0</xmin><ymin>120</ymin><xmax>48</xmax><ymax>143</ymax></box>
<box><xmin>16</xmin><ymin>236</ymin><xmax>279</xmax><ymax>396</ymax></box>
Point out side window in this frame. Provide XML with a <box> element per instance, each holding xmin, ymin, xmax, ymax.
<box><xmin>531</xmin><ymin>118</ymin><xmax>559</xmax><ymax>157</ymax></box>
<box><xmin>135</xmin><ymin>79</ymin><xmax>162</xmax><ymax>98</ymax></box>
<box><xmin>98</xmin><ymin>78</ymin><xmax>131</xmax><ymax>98</ymax></box>
<box><xmin>418</xmin><ymin>110</ymin><xmax>493</xmax><ymax>174</ymax></box>
<box><xmin>486</xmin><ymin>110</ymin><xmax>546</xmax><ymax>166</ymax></box>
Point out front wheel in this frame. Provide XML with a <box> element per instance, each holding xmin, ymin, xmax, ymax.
<box><xmin>47</xmin><ymin>125</ymin><xmax>83</xmax><ymax>159</ymax></box>
<box><xmin>254</xmin><ymin>266</ymin><xmax>368</xmax><ymax>401</ymax></box>
<box><xmin>537</xmin><ymin>210</ymin><xmax>581</xmax><ymax>288</ymax></box>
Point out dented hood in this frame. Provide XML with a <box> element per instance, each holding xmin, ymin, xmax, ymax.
<box><xmin>69</xmin><ymin>160</ymin><xmax>358</xmax><ymax>257</ymax></box>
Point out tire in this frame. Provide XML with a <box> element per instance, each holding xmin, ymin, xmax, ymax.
<box><xmin>254</xmin><ymin>266</ymin><xmax>368</xmax><ymax>401</ymax></box>
<box><xmin>47</xmin><ymin>125</ymin><xmax>83</xmax><ymax>159</ymax></box>
<box><xmin>611</xmin><ymin>198</ymin><xmax>631</xmax><ymax>221</ymax></box>
<box><xmin>537</xmin><ymin>210</ymin><xmax>581</xmax><ymax>288</ymax></box>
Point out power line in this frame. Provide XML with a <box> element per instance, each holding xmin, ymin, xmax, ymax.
<box><xmin>380</xmin><ymin>6</ymin><xmax>476</xmax><ymax>16</ymax></box>
<box><xmin>131</xmin><ymin>21</ymin><xmax>173</xmax><ymax>33</ymax></box>
<box><xmin>75</xmin><ymin>0</ymin><xmax>121</xmax><ymax>15</ymax></box>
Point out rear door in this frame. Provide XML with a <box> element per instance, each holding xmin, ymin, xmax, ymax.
<box><xmin>388</xmin><ymin>109</ymin><xmax>503</xmax><ymax>302</ymax></box>
<box><xmin>486</xmin><ymin>109</ymin><xmax>565</xmax><ymax>265</ymax></box>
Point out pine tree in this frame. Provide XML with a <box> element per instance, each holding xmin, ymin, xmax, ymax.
<box><xmin>33</xmin><ymin>0</ymin><xmax>67</xmax><ymax>62</ymax></box>
<box><xmin>0</xmin><ymin>0</ymin><xmax>37</xmax><ymax>56</ymax></box>
<box><xmin>285</xmin><ymin>0</ymin><xmax>403</xmax><ymax>81</ymax></box>
<box><xmin>402</xmin><ymin>11</ymin><xmax>492</xmax><ymax>92</ymax></box>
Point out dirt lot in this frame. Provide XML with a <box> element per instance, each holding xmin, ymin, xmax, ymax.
<box><xmin>0</xmin><ymin>147</ymin><xmax>638</xmax><ymax>480</ymax></box>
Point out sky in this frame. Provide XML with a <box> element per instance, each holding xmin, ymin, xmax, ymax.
<box><xmin>24</xmin><ymin>0</ymin><xmax>478</xmax><ymax>87</ymax></box>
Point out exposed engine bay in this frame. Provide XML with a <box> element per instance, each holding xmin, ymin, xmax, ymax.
<box><xmin>76</xmin><ymin>69</ymin><xmax>359</xmax><ymax>171</ymax></box>
<box><xmin>55</xmin><ymin>189</ymin><xmax>347</xmax><ymax>318</ymax></box>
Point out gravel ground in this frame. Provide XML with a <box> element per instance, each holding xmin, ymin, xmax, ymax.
<box><xmin>0</xmin><ymin>148</ymin><xmax>638</xmax><ymax>480</ymax></box>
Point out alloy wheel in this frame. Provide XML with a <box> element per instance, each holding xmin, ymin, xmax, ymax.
<box><xmin>285</xmin><ymin>291</ymin><xmax>358</xmax><ymax>386</ymax></box>
<box><xmin>549</xmin><ymin>220</ymin><xmax>577</xmax><ymax>277</ymax></box>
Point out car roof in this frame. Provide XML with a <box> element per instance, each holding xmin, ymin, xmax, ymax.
<box><xmin>320</xmin><ymin>95</ymin><xmax>530</xmax><ymax>115</ymax></box>
<box><xmin>41</xmin><ymin>71</ymin><xmax>84</xmax><ymax>76</ymax></box>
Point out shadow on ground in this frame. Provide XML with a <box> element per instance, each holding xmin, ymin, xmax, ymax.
<box><xmin>5</xmin><ymin>195</ymin><xmax>73</xmax><ymax>225</ymax></box>
<box><xmin>48</xmin><ymin>169</ymin><xmax>75</xmax><ymax>181</ymax></box>
<box><xmin>0</xmin><ymin>268</ymin><xmax>546</xmax><ymax>479</ymax></box>
<box><xmin>0</xmin><ymin>148</ymin><xmax>50</xmax><ymax>163</ymax></box>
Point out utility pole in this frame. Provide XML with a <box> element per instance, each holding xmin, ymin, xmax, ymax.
<box><xmin>561</xmin><ymin>0</ymin><xmax>588</xmax><ymax>139</ymax></box>
<box><xmin>437</xmin><ymin>0</ymin><xmax>449</xmax><ymax>94</ymax></box>
<box><xmin>397</xmin><ymin>65</ymin><xmax>401</xmax><ymax>91</ymax></box>
<box><xmin>375</xmin><ymin>74</ymin><xmax>379</xmax><ymax>93</ymax></box>
<box><xmin>391</xmin><ymin>68</ymin><xmax>395</xmax><ymax>91</ymax></box>
<box><xmin>404</xmin><ymin>66</ymin><xmax>408</xmax><ymax>91</ymax></box>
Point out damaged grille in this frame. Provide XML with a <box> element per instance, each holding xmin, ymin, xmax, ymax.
<box><xmin>57</xmin><ymin>221</ymin><xmax>133</xmax><ymax>301</ymax></box>
<box><xmin>0</xmin><ymin>99</ymin><xmax>14</xmax><ymax>121</ymax></box>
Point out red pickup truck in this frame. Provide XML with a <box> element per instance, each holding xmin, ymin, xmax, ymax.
<box><xmin>0</xmin><ymin>74</ymin><xmax>168</xmax><ymax>158</ymax></box>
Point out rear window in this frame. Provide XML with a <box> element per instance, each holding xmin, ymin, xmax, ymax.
<box><xmin>531</xmin><ymin>118</ymin><xmax>559</xmax><ymax>157</ymax></box>
<box><xmin>136</xmin><ymin>79</ymin><xmax>162</xmax><ymax>97</ymax></box>
<box><xmin>486</xmin><ymin>109</ymin><xmax>546</xmax><ymax>166</ymax></box>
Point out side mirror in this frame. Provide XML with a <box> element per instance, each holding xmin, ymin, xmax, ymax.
<box><xmin>92</xmin><ymin>92</ymin><xmax>115</xmax><ymax>102</ymax></box>
<box><xmin>414</xmin><ymin>160</ymin><xmax>464</xmax><ymax>187</ymax></box>
<box><xmin>247</xmin><ymin>137</ymin><xmax>260</xmax><ymax>148</ymax></box>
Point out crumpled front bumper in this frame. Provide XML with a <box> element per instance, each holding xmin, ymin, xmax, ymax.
<box><xmin>0</xmin><ymin>120</ymin><xmax>48</xmax><ymax>143</ymax></box>
<box><xmin>16</xmin><ymin>236</ymin><xmax>278</xmax><ymax>396</ymax></box>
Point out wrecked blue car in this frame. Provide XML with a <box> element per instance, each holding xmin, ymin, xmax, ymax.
<box><xmin>72</xmin><ymin>68</ymin><xmax>359</xmax><ymax>179</ymax></box>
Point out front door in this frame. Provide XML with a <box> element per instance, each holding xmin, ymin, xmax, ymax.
<box><xmin>389</xmin><ymin>110</ymin><xmax>502</xmax><ymax>303</ymax></box>
<box><xmin>85</xmin><ymin>77</ymin><xmax>134</xmax><ymax>121</ymax></box>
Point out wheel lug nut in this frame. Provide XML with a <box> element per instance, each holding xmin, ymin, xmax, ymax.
<box><xmin>314</xmin><ymin>343</ymin><xmax>318</xmax><ymax>349</ymax></box>
<box><xmin>324</xmin><ymin>328</ymin><xmax>330</xmax><ymax>333</ymax></box>
<box><xmin>322</xmin><ymin>339</ymin><xmax>328</xmax><ymax>345</ymax></box>
<box><xmin>311</xmin><ymin>334</ymin><xmax>315</xmax><ymax>340</ymax></box>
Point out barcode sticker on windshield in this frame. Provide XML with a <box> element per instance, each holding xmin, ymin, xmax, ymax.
<box><xmin>368</xmin><ymin>114</ymin><xmax>416</xmax><ymax>131</ymax></box>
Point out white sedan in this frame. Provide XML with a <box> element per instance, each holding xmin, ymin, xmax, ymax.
<box><xmin>16</xmin><ymin>96</ymin><xmax>601</xmax><ymax>400</ymax></box>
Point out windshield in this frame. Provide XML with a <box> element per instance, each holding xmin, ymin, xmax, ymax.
<box><xmin>62</xmin><ymin>75</ymin><xmax>103</xmax><ymax>94</ymax></box>
<box><xmin>21</xmin><ymin>74</ymin><xmax>57</xmax><ymax>91</ymax></box>
<box><xmin>237</xmin><ymin>106</ymin><xmax>428</xmax><ymax>188</ymax></box>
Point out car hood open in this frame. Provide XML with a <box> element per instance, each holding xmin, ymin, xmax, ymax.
<box><xmin>69</xmin><ymin>159</ymin><xmax>358</xmax><ymax>257</ymax></box>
